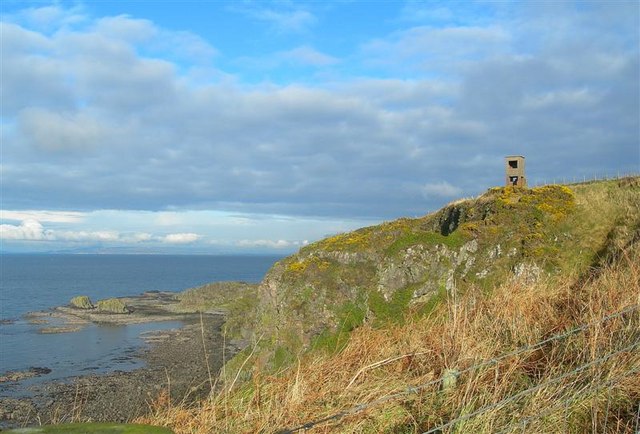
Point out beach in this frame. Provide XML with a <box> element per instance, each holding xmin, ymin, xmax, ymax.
<box><xmin>0</xmin><ymin>292</ymin><xmax>243</xmax><ymax>428</ymax></box>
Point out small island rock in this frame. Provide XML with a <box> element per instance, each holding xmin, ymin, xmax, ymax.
<box><xmin>70</xmin><ymin>295</ymin><xmax>94</xmax><ymax>310</ymax></box>
<box><xmin>96</xmin><ymin>298</ymin><xmax>130</xmax><ymax>314</ymax></box>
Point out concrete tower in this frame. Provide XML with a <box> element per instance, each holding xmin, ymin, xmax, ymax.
<box><xmin>505</xmin><ymin>156</ymin><xmax>526</xmax><ymax>187</ymax></box>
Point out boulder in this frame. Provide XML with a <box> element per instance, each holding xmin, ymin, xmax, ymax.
<box><xmin>96</xmin><ymin>298</ymin><xmax>130</xmax><ymax>314</ymax></box>
<box><xmin>441</xmin><ymin>368</ymin><xmax>459</xmax><ymax>392</ymax></box>
<box><xmin>70</xmin><ymin>295</ymin><xmax>94</xmax><ymax>309</ymax></box>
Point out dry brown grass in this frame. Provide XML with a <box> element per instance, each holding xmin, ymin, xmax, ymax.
<box><xmin>138</xmin><ymin>243</ymin><xmax>640</xmax><ymax>433</ymax></box>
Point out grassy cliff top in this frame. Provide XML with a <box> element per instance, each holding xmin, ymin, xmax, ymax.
<box><xmin>139</xmin><ymin>179</ymin><xmax>640</xmax><ymax>433</ymax></box>
<box><xmin>242</xmin><ymin>178</ymin><xmax>638</xmax><ymax>357</ymax></box>
<box><xmin>136</xmin><ymin>177</ymin><xmax>639</xmax><ymax>433</ymax></box>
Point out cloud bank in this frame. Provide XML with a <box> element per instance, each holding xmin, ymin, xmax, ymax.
<box><xmin>0</xmin><ymin>219</ymin><xmax>202</xmax><ymax>244</ymax></box>
<box><xmin>1</xmin><ymin>2</ymin><xmax>638</xmax><ymax>252</ymax></box>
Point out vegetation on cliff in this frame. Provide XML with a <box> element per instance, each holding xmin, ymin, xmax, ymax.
<box><xmin>241</xmin><ymin>178</ymin><xmax>639</xmax><ymax>366</ymax></box>
<box><xmin>140</xmin><ymin>240</ymin><xmax>639</xmax><ymax>433</ymax></box>
<box><xmin>173</xmin><ymin>281</ymin><xmax>259</xmax><ymax>339</ymax></box>
<box><xmin>138</xmin><ymin>177</ymin><xmax>639</xmax><ymax>433</ymax></box>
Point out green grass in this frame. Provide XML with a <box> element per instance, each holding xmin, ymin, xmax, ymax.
<box><xmin>174</xmin><ymin>281</ymin><xmax>256</xmax><ymax>313</ymax></box>
<box><xmin>368</xmin><ymin>285</ymin><xmax>415</xmax><ymax>325</ymax></box>
<box><xmin>416</xmin><ymin>284</ymin><xmax>448</xmax><ymax>318</ymax></box>
<box><xmin>386</xmin><ymin>230</ymin><xmax>468</xmax><ymax>256</ymax></box>
<box><xmin>5</xmin><ymin>423</ymin><xmax>173</xmax><ymax>434</ymax></box>
<box><xmin>311</xmin><ymin>300</ymin><xmax>367</xmax><ymax>354</ymax></box>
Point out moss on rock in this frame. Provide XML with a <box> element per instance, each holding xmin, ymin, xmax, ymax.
<box><xmin>96</xmin><ymin>298</ymin><xmax>130</xmax><ymax>314</ymax></box>
<box><xmin>70</xmin><ymin>295</ymin><xmax>94</xmax><ymax>309</ymax></box>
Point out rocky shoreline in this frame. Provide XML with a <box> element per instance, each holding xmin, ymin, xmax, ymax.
<box><xmin>0</xmin><ymin>291</ymin><xmax>244</xmax><ymax>429</ymax></box>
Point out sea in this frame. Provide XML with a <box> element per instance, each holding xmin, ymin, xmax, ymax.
<box><xmin>0</xmin><ymin>254</ymin><xmax>282</xmax><ymax>396</ymax></box>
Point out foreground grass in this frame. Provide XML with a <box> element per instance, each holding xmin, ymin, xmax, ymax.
<box><xmin>138</xmin><ymin>241</ymin><xmax>640</xmax><ymax>433</ymax></box>
<box><xmin>4</xmin><ymin>423</ymin><xmax>173</xmax><ymax>434</ymax></box>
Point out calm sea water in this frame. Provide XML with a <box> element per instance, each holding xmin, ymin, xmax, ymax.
<box><xmin>0</xmin><ymin>254</ymin><xmax>281</xmax><ymax>395</ymax></box>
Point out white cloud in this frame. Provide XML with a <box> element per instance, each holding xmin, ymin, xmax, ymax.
<box><xmin>398</xmin><ymin>4</ymin><xmax>455</xmax><ymax>23</ymax></box>
<box><xmin>11</xmin><ymin>4</ymin><xmax>86</xmax><ymax>31</ymax></box>
<box><xmin>422</xmin><ymin>182</ymin><xmax>463</xmax><ymax>198</ymax></box>
<box><xmin>235</xmin><ymin>5</ymin><xmax>316</xmax><ymax>33</ymax></box>
<box><xmin>160</xmin><ymin>30</ymin><xmax>218</xmax><ymax>61</ymax></box>
<box><xmin>0</xmin><ymin>22</ymin><xmax>72</xmax><ymax>114</ymax></box>
<box><xmin>236</xmin><ymin>239</ymin><xmax>308</xmax><ymax>249</ymax></box>
<box><xmin>279</xmin><ymin>46</ymin><xmax>339</xmax><ymax>67</ymax></box>
<box><xmin>1</xmin><ymin>2</ymin><xmax>637</xmax><ymax>232</ymax></box>
<box><xmin>521</xmin><ymin>88</ymin><xmax>600</xmax><ymax>110</ymax></box>
<box><xmin>0</xmin><ymin>219</ymin><xmax>118</xmax><ymax>242</ymax></box>
<box><xmin>0</xmin><ymin>215</ymin><xmax>156</xmax><ymax>244</ymax></box>
<box><xmin>265</xmin><ymin>9</ymin><xmax>315</xmax><ymax>33</ymax></box>
<box><xmin>234</xmin><ymin>45</ymin><xmax>338</xmax><ymax>72</ymax></box>
<box><xmin>121</xmin><ymin>232</ymin><xmax>154</xmax><ymax>243</ymax></box>
<box><xmin>93</xmin><ymin>15</ymin><xmax>157</xmax><ymax>43</ymax></box>
<box><xmin>54</xmin><ymin>230</ymin><xmax>120</xmax><ymax>242</ymax></box>
<box><xmin>362</xmin><ymin>25</ymin><xmax>511</xmax><ymax>71</ymax></box>
<box><xmin>163</xmin><ymin>233</ymin><xmax>200</xmax><ymax>244</ymax></box>
<box><xmin>0</xmin><ymin>207</ymin><xmax>373</xmax><ymax>253</ymax></box>
<box><xmin>0</xmin><ymin>219</ymin><xmax>48</xmax><ymax>240</ymax></box>
<box><xmin>1</xmin><ymin>210</ymin><xmax>86</xmax><ymax>223</ymax></box>
<box><xmin>18</xmin><ymin>108</ymin><xmax>108</xmax><ymax>151</ymax></box>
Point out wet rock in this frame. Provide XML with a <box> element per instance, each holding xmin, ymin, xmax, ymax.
<box><xmin>38</xmin><ymin>325</ymin><xmax>83</xmax><ymax>334</ymax></box>
<box><xmin>0</xmin><ymin>367</ymin><xmax>52</xmax><ymax>383</ymax></box>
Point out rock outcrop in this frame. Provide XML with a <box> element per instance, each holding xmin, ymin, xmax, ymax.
<box><xmin>229</xmin><ymin>179</ymin><xmax>639</xmax><ymax>367</ymax></box>
<box><xmin>69</xmin><ymin>295</ymin><xmax>94</xmax><ymax>310</ymax></box>
<box><xmin>96</xmin><ymin>298</ymin><xmax>130</xmax><ymax>314</ymax></box>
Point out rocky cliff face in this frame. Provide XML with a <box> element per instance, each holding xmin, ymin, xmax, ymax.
<box><xmin>243</xmin><ymin>179</ymin><xmax>639</xmax><ymax>364</ymax></box>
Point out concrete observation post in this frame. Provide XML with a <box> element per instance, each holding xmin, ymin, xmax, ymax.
<box><xmin>505</xmin><ymin>155</ymin><xmax>526</xmax><ymax>187</ymax></box>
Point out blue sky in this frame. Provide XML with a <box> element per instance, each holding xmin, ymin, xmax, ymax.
<box><xmin>1</xmin><ymin>0</ymin><xmax>639</xmax><ymax>254</ymax></box>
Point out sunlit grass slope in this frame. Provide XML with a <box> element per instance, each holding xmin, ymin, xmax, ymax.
<box><xmin>139</xmin><ymin>177</ymin><xmax>639</xmax><ymax>433</ymax></box>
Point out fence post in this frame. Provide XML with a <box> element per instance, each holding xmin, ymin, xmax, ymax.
<box><xmin>603</xmin><ymin>386</ymin><xmax>611</xmax><ymax>434</ymax></box>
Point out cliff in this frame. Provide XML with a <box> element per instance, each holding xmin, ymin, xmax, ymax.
<box><xmin>244</xmin><ymin>177</ymin><xmax>639</xmax><ymax>365</ymax></box>
<box><xmin>140</xmin><ymin>176</ymin><xmax>640</xmax><ymax>433</ymax></box>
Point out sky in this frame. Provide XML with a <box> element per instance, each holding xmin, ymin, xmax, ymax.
<box><xmin>1</xmin><ymin>0</ymin><xmax>639</xmax><ymax>254</ymax></box>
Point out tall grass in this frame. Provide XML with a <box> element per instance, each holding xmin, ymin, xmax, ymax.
<box><xmin>138</xmin><ymin>240</ymin><xmax>639</xmax><ymax>433</ymax></box>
